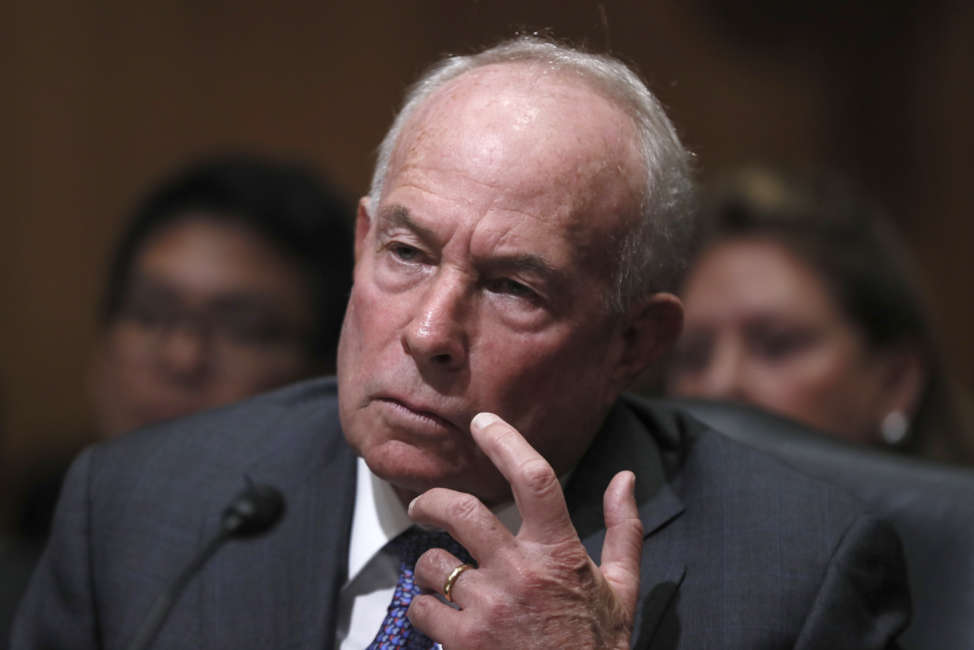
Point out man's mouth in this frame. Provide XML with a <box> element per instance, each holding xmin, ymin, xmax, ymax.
<box><xmin>372</xmin><ymin>396</ymin><xmax>462</xmax><ymax>433</ymax></box>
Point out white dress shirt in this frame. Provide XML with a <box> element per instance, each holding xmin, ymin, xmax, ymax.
<box><xmin>336</xmin><ymin>458</ymin><xmax>522</xmax><ymax>649</ymax></box>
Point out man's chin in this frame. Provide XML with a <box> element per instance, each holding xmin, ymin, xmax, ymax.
<box><xmin>362</xmin><ymin>442</ymin><xmax>508</xmax><ymax>505</ymax></box>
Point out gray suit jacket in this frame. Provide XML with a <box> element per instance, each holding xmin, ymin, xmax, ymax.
<box><xmin>12</xmin><ymin>377</ymin><xmax>909</xmax><ymax>649</ymax></box>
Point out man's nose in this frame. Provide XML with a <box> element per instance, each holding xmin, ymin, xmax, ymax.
<box><xmin>401</xmin><ymin>272</ymin><xmax>469</xmax><ymax>372</ymax></box>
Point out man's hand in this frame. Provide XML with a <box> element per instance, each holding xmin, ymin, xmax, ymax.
<box><xmin>406</xmin><ymin>412</ymin><xmax>643</xmax><ymax>650</ymax></box>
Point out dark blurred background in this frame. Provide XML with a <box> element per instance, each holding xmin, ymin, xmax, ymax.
<box><xmin>2</xmin><ymin>0</ymin><xmax>972</xmax><ymax>526</ymax></box>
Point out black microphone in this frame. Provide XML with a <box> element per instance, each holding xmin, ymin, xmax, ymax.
<box><xmin>125</xmin><ymin>479</ymin><xmax>286</xmax><ymax>650</ymax></box>
<box><xmin>220</xmin><ymin>480</ymin><xmax>286</xmax><ymax>538</ymax></box>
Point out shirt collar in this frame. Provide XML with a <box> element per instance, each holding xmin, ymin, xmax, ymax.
<box><xmin>346</xmin><ymin>457</ymin><xmax>525</xmax><ymax>582</ymax></box>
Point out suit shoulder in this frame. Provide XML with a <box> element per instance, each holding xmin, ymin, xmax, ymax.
<box><xmin>622</xmin><ymin>398</ymin><xmax>910</xmax><ymax>648</ymax></box>
<box><xmin>82</xmin><ymin>376</ymin><xmax>343</xmax><ymax>496</ymax></box>
<box><xmin>623</xmin><ymin>395</ymin><xmax>873</xmax><ymax>530</ymax></box>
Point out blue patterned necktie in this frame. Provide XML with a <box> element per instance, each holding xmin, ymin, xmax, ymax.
<box><xmin>367</xmin><ymin>527</ymin><xmax>473</xmax><ymax>650</ymax></box>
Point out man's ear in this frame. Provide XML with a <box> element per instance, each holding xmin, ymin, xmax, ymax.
<box><xmin>612</xmin><ymin>292</ymin><xmax>684</xmax><ymax>391</ymax></box>
<box><xmin>354</xmin><ymin>196</ymin><xmax>373</xmax><ymax>264</ymax></box>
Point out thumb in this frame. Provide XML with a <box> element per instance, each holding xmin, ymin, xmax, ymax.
<box><xmin>599</xmin><ymin>471</ymin><xmax>643</xmax><ymax>618</ymax></box>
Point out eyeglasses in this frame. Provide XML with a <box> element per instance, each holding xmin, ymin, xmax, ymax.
<box><xmin>114</xmin><ymin>284</ymin><xmax>311</xmax><ymax>362</ymax></box>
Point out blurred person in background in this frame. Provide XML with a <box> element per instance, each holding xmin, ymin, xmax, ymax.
<box><xmin>666</xmin><ymin>167</ymin><xmax>974</xmax><ymax>465</ymax></box>
<box><xmin>88</xmin><ymin>153</ymin><xmax>353</xmax><ymax>438</ymax></box>
<box><xmin>1</xmin><ymin>154</ymin><xmax>353</xmax><ymax>640</ymax></box>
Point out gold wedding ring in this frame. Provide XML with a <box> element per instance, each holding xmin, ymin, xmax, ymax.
<box><xmin>443</xmin><ymin>563</ymin><xmax>474</xmax><ymax>603</ymax></box>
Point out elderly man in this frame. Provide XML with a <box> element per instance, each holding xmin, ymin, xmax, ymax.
<box><xmin>13</xmin><ymin>37</ymin><xmax>908</xmax><ymax>649</ymax></box>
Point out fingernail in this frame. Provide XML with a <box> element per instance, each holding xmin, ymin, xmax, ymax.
<box><xmin>408</xmin><ymin>496</ymin><xmax>419</xmax><ymax>515</ymax></box>
<box><xmin>471</xmin><ymin>412</ymin><xmax>500</xmax><ymax>431</ymax></box>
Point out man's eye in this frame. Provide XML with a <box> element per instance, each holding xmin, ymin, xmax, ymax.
<box><xmin>389</xmin><ymin>243</ymin><xmax>421</xmax><ymax>262</ymax></box>
<box><xmin>486</xmin><ymin>277</ymin><xmax>537</xmax><ymax>300</ymax></box>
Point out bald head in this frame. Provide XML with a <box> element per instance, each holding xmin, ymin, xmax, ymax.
<box><xmin>393</xmin><ymin>63</ymin><xmax>642</xmax><ymax>181</ymax></box>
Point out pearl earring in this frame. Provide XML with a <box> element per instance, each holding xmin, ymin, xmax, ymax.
<box><xmin>880</xmin><ymin>411</ymin><xmax>909</xmax><ymax>445</ymax></box>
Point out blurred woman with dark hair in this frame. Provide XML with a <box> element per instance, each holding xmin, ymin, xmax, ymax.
<box><xmin>667</xmin><ymin>167</ymin><xmax>974</xmax><ymax>464</ymax></box>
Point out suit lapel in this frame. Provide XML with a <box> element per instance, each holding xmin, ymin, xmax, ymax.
<box><xmin>198</xmin><ymin>409</ymin><xmax>358</xmax><ymax>649</ymax></box>
<box><xmin>565</xmin><ymin>401</ymin><xmax>688</xmax><ymax>649</ymax></box>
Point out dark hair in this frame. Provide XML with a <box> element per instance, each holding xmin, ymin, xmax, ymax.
<box><xmin>100</xmin><ymin>153</ymin><xmax>354</xmax><ymax>367</ymax></box>
<box><xmin>691</xmin><ymin>167</ymin><xmax>972</xmax><ymax>462</ymax></box>
<box><xmin>695</xmin><ymin>169</ymin><xmax>929</xmax><ymax>352</ymax></box>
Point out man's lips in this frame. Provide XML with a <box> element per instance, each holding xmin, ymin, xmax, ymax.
<box><xmin>372</xmin><ymin>396</ymin><xmax>463</xmax><ymax>432</ymax></box>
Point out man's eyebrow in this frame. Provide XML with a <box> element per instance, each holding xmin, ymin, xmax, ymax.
<box><xmin>483</xmin><ymin>254</ymin><xmax>563</xmax><ymax>283</ymax></box>
<box><xmin>376</xmin><ymin>204</ymin><xmax>439</xmax><ymax>245</ymax></box>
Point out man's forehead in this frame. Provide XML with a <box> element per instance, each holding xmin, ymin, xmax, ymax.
<box><xmin>386</xmin><ymin>63</ymin><xmax>642</xmax><ymax>219</ymax></box>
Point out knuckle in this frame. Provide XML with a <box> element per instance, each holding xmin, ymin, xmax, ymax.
<box><xmin>623</xmin><ymin>516</ymin><xmax>644</xmax><ymax>539</ymax></box>
<box><xmin>524</xmin><ymin>544</ymin><xmax>593</xmax><ymax>588</ymax></box>
<box><xmin>412</xmin><ymin>549</ymin><xmax>439</xmax><ymax>581</ymax></box>
<box><xmin>518</xmin><ymin>457</ymin><xmax>558</xmax><ymax>496</ymax></box>
<box><xmin>445</xmin><ymin>492</ymin><xmax>484</xmax><ymax>523</ymax></box>
<box><xmin>423</xmin><ymin>547</ymin><xmax>454</xmax><ymax>573</ymax></box>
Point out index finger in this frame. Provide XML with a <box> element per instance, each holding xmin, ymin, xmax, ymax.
<box><xmin>470</xmin><ymin>412</ymin><xmax>575</xmax><ymax>542</ymax></box>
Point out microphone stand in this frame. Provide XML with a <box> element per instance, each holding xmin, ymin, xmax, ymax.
<box><xmin>125</xmin><ymin>480</ymin><xmax>285</xmax><ymax>650</ymax></box>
